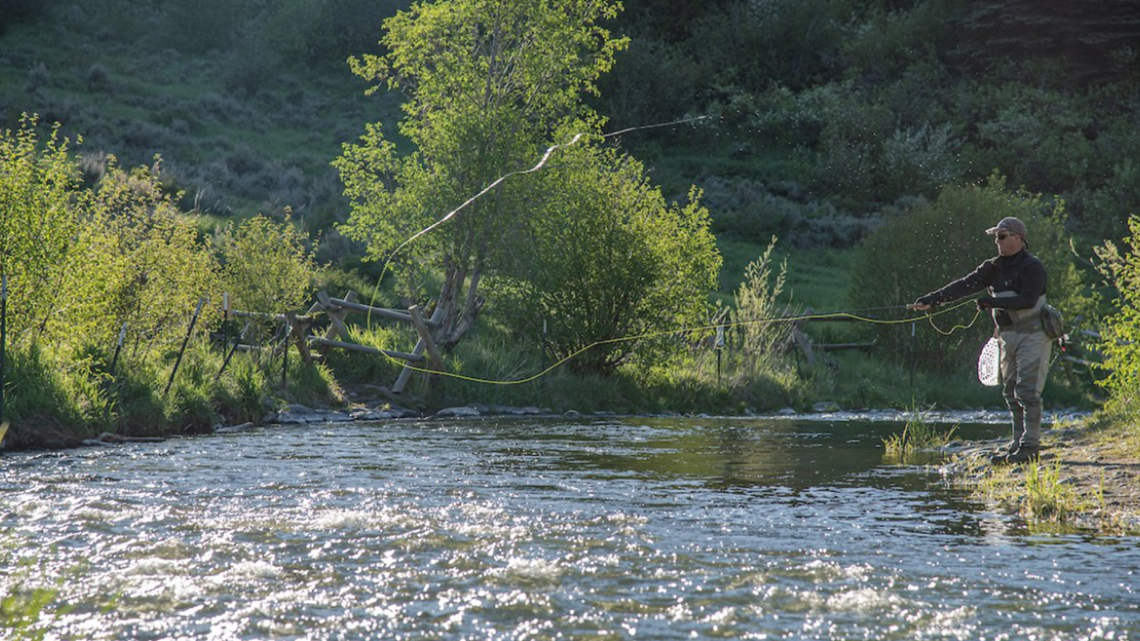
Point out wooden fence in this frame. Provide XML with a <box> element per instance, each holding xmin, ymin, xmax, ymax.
<box><xmin>229</xmin><ymin>290</ymin><xmax>446</xmax><ymax>394</ymax></box>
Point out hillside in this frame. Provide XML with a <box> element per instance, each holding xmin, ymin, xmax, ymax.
<box><xmin>0</xmin><ymin>0</ymin><xmax>410</xmax><ymax>269</ymax></box>
<box><xmin>5</xmin><ymin>0</ymin><xmax>1140</xmax><ymax>257</ymax></box>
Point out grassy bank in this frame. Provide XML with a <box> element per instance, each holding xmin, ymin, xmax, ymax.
<box><xmin>945</xmin><ymin>406</ymin><xmax>1140</xmax><ymax>534</ymax></box>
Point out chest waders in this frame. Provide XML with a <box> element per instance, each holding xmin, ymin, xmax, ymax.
<box><xmin>992</xmin><ymin>291</ymin><xmax>1051</xmax><ymax>449</ymax></box>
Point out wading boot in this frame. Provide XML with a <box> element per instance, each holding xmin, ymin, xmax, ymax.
<box><xmin>988</xmin><ymin>442</ymin><xmax>1018</xmax><ymax>465</ymax></box>
<box><xmin>1003</xmin><ymin>445</ymin><xmax>1040</xmax><ymax>465</ymax></box>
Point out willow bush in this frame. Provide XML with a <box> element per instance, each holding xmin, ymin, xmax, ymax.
<box><xmin>215</xmin><ymin>214</ymin><xmax>318</xmax><ymax>316</ymax></box>
<box><xmin>490</xmin><ymin>144</ymin><xmax>721</xmax><ymax>375</ymax></box>
<box><xmin>848</xmin><ymin>174</ymin><xmax>1086</xmax><ymax>373</ymax></box>
<box><xmin>0</xmin><ymin>118</ymin><xmax>326</xmax><ymax>442</ymax></box>
<box><xmin>1093</xmin><ymin>215</ymin><xmax>1140</xmax><ymax>411</ymax></box>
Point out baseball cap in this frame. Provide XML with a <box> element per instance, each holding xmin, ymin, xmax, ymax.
<box><xmin>985</xmin><ymin>217</ymin><xmax>1028</xmax><ymax>238</ymax></box>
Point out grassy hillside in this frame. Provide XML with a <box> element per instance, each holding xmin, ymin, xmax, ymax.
<box><xmin>0</xmin><ymin>0</ymin><xmax>409</xmax><ymax>270</ymax></box>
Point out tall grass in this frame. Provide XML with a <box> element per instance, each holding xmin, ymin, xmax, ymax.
<box><xmin>1022</xmin><ymin>459</ymin><xmax>1080</xmax><ymax>522</ymax></box>
<box><xmin>882</xmin><ymin>410</ymin><xmax>958</xmax><ymax>460</ymax></box>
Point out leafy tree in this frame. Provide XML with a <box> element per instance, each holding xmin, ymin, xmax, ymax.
<box><xmin>335</xmin><ymin>0</ymin><xmax>627</xmax><ymax>349</ymax></box>
<box><xmin>491</xmin><ymin>145</ymin><xmax>721</xmax><ymax>374</ymax></box>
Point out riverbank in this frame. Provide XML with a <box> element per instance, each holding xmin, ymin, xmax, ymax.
<box><xmin>941</xmin><ymin>411</ymin><xmax>1140</xmax><ymax>534</ymax></box>
<box><xmin>6</xmin><ymin>393</ymin><xmax>1137</xmax><ymax>535</ymax></box>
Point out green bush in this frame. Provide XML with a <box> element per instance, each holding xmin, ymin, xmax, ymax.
<box><xmin>215</xmin><ymin>214</ymin><xmax>319</xmax><ymax>316</ymax></box>
<box><xmin>1093</xmin><ymin>215</ymin><xmax>1140</xmax><ymax>410</ymax></box>
<box><xmin>0</xmin><ymin>117</ymin><xmax>81</xmax><ymax>341</ymax></box>
<box><xmin>849</xmin><ymin>175</ymin><xmax>1082</xmax><ymax>372</ymax></box>
<box><xmin>957</xmin><ymin>82</ymin><xmax>1096</xmax><ymax>193</ymax></box>
<box><xmin>596</xmin><ymin>37</ymin><xmax>702</xmax><ymax>132</ymax></box>
<box><xmin>1082</xmin><ymin>159</ymin><xmax>1140</xmax><ymax>241</ymax></box>
<box><xmin>840</xmin><ymin>0</ymin><xmax>954</xmax><ymax>83</ymax></box>
<box><xmin>491</xmin><ymin>145</ymin><xmax>721</xmax><ymax>374</ymax></box>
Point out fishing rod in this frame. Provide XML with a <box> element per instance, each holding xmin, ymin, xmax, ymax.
<box><xmin>364</xmin><ymin>298</ymin><xmax>984</xmax><ymax>387</ymax></box>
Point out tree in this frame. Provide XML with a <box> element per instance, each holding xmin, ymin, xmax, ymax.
<box><xmin>492</xmin><ymin>144</ymin><xmax>721</xmax><ymax>374</ymax></box>
<box><xmin>335</xmin><ymin>0</ymin><xmax>627</xmax><ymax>349</ymax></box>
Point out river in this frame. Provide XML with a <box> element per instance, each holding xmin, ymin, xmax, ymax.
<box><xmin>2</xmin><ymin>416</ymin><xmax>1137</xmax><ymax>640</ymax></box>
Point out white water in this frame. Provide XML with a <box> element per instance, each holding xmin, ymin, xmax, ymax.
<box><xmin>2</xmin><ymin>417</ymin><xmax>1136</xmax><ymax>640</ymax></box>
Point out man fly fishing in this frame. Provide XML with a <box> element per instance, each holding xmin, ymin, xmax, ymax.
<box><xmin>909</xmin><ymin>217</ymin><xmax>1050</xmax><ymax>465</ymax></box>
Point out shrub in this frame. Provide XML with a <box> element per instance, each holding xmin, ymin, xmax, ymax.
<box><xmin>491</xmin><ymin>145</ymin><xmax>721</xmax><ymax>374</ymax></box>
<box><xmin>880</xmin><ymin>123</ymin><xmax>961</xmax><ymax>200</ymax></box>
<box><xmin>1093</xmin><ymin>215</ymin><xmax>1140</xmax><ymax>411</ymax></box>
<box><xmin>214</xmin><ymin>215</ymin><xmax>320</xmax><ymax>316</ymax></box>
<box><xmin>595</xmin><ymin>37</ymin><xmax>702</xmax><ymax>133</ymax></box>
<box><xmin>0</xmin><ymin>116</ymin><xmax>81</xmax><ymax>340</ymax></box>
<box><xmin>731</xmin><ymin>236</ymin><xmax>793</xmax><ymax>367</ymax></box>
<box><xmin>848</xmin><ymin>174</ymin><xmax>1082</xmax><ymax>372</ymax></box>
<box><xmin>1082</xmin><ymin>159</ymin><xmax>1140</xmax><ymax>242</ymax></box>
<box><xmin>957</xmin><ymin>82</ymin><xmax>1096</xmax><ymax>193</ymax></box>
<box><xmin>85</xmin><ymin>62</ymin><xmax>109</xmax><ymax>92</ymax></box>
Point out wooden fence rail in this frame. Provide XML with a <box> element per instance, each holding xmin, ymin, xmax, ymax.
<box><xmin>228</xmin><ymin>290</ymin><xmax>446</xmax><ymax>394</ymax></box>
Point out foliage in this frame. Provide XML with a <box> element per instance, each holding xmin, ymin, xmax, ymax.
<box><xmin>491</xmin><ymin>145</ymin><xmax>721</xmax><ymax>374</ymax></box>
<box><xmin>265</xmin><ymin>0</ymin><xmax>410</xmax><ymax>64</ymax></box>
<box><xmin>595</xmin><ymin>36</ymin><xmax>703</xmax><ymax>132</ymax></box>
<box><xmin>731</xmin><ymin>237</ymin><xmax>792</xmax><ymax>366</ymax></box>
<box><xmin>849</xmin><ymin>175</ymin><xmax>1084</xmax><ymax>371</ymax></box>
<box><xmin>215</xmin><ymin>215</ymin><xmax>319</xmax><ymax>315</ymax></box>
<box><xmin>0</xmin><ymin>118</ymin><xmax>295</xmax><ymax>446</ymax></box>
<box><xmin>882</xmin><ymin>410</ymin><xmax>958</xmax><ymax>460</ymax></box>
<box><xmin>0</xmin><ymin>116</ymin><xmax>81</xmax><ymax>340</ymax></box>
<box><xmin>1</xmin><ymin>120</ymin><xmax>216</xmax><ymax>355</ymax></box>
<box><xmin>1092</xmin><ymin>215</ymin><xmax>1140</xmax><ymax>410</ymax></box>
<box><xmin>957</xmin><ymin>81</ymin><xmax>1098</xmax><ymax>193</ymax></box>
<box><xmin>687</xmin><ymin>0</ymin><xmax>850</xmax><ymax>94</ymax></box>
<box><xmin>336</xmin><ymin>0</ymin><xmax>628</xmax><ymax>348</ymax></box>
<box><xmin>72</xmin><ymin>160</ymin><xmax>219</xmax><ymax>356</ymax></box>
<box><xmin>840</xmin><ymin>0</ymin><xmax>954</xmax><ymax>83</ymax></box>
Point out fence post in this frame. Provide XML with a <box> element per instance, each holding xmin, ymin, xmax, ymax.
<box><xmin>715</xmin><ymin>324</ymin><xmax>725</xmax><ymax>387</ymax></box>
<box><xmin>109</xmin><ymin>322</ymin><xmax>128</xmax><ymax>377</ymax></box>
<box><xmin>165</xmin><ymin>297</ymin><xmax>207</xmax><ymax>397</ymax></box>
<box><xmin>281</xmin><ymin>318</ymin><xmax>290</xmax><ymax>389</ymax></box>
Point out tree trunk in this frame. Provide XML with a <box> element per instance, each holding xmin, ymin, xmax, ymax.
<box><xmin>435</xmin><ymin>262</ymin><xmax>485</xmax><ymax>350</ymax></box>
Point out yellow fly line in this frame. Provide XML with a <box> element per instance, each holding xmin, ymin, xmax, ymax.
<box><xmin>374</xmin><ymin>298</ymin><xmax>984</xmax><ymax>387</ymax></box>
<box><xmin>351</xmin><ymin>114</ymin><xmax>984</xmax><ymax>387</ymax></box>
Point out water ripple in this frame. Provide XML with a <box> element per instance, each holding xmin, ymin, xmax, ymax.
<box><xmin>2</xmin><ymin>417</ymin><xmax>1137</xmax><ymax>640</ymax></box>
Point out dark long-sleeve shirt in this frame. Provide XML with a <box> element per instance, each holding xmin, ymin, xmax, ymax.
<box><xmin>917</xmin><ymin>249</ymin><xmax>1047</xmax><ymax>327</ymax></box>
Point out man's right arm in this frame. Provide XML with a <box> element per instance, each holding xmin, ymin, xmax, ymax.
<box><xmin>912</xmin><ymin>259</ymin><xmax>996</xmax><ymax>309</ymax></box>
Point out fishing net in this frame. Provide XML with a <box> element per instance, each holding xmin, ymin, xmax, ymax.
<box><xmin>977</xmin><ymin>337</ymin><xmax>1001</xmax><ymax>387</ymax></box>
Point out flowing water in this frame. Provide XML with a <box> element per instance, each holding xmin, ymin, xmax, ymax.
<box><xmin>2</xmin><ymin>416</ymin><xmax>1137</xmax><ymax>640</ymax></box>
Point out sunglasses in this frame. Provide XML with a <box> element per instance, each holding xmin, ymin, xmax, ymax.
<box><xmin>997</xmin><ymin>233</ymin><xmax>1016</xmax><ymax>241</ymax></box>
